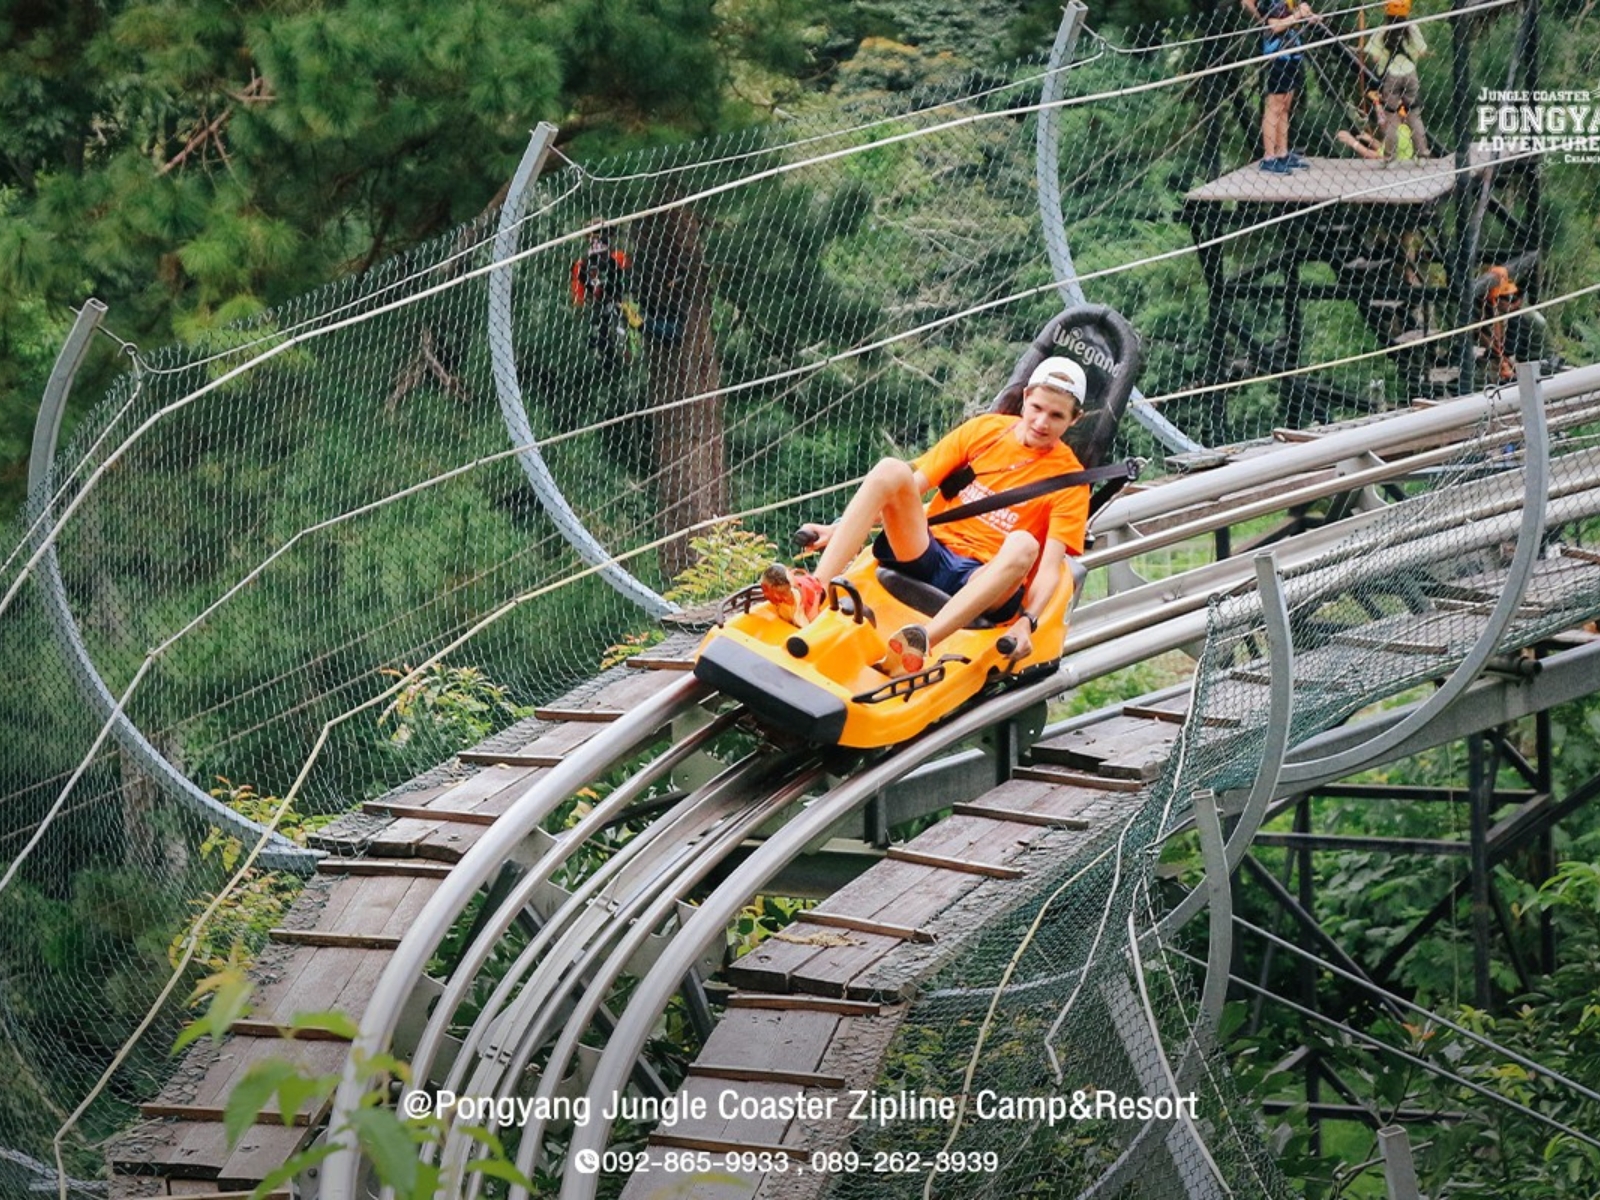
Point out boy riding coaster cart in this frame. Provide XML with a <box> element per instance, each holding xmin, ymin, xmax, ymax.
<box><xmin>693</xmin><ymin>305</ymin><xmax>1143</xmax><ymax>749</ymax></box>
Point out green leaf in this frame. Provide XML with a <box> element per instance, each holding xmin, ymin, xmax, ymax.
<box><xmin>275</xmin><ymin>1072</ymin><xmax>339</xmax><ymax>1130</ymax></box>
<box><xmin>247</xmin><ymin>1142</ymin><xmax>339</xmax><ymax>1200</ymax></box>
<box><xmin>465</xmin><ymin>1158</ymin><xmax>536</xmax><ymax>1189</ymax></box>
<box><xmin>348</xmin><ymin>1106</ymin><xmax>419</xmax><ymax>1195</ymax></box>
<box><xmin>225</xmin><ymin>1059</ymin><xmax>301</xmax><ymax>1143</ymax></box>
<box><xmin>175</xmin><ymin>956</ymin><xmax>254</xmax><ymax>1052</ymax></box>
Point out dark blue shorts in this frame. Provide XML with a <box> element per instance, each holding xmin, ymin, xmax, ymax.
<box><xmin>1265</xmin><ymin>56</ymin><xmax>1302</xmax><ymax>97</ymax></box>
<box><xmin>872</xmin><ymin>533</ymin><xmax>1025</xmax><ymax>622</ymax></box>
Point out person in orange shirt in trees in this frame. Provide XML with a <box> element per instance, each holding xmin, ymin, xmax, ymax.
<box><xmin>762</xmin><ymin>358</ymin><xmax>1090</xmax><ymax>675</ymax></box>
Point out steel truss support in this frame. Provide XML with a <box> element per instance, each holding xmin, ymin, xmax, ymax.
<box><xmin>1240</xmin><ymin>719</ymin><xmax>1600</xmax><ymax>1161</ymax></box>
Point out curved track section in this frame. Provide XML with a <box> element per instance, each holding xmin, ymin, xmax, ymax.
<box><xmin>320</xmin><ymin>365</ymin><xmax>1600</xmax><ymax>1200</ymax></box>
<box><xmin>128</xmin><ymin>363</ymin><xmax>1600</xmax><ymax>1200</ymax></box>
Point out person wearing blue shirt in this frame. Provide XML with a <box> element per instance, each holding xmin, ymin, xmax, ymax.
<box><xmin>1244</xmin><ymin>0</ymin><xmax>1315</xmax><ymax>174</ymax></box>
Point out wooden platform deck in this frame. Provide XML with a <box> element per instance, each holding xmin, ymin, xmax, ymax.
<box><xmin>1184</xmin><ymin>155</ymin><xmax>1469</xmax><ymax>206</ymax></box>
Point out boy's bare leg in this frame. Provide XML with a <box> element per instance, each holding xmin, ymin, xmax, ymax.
<box><xmin>814</xmin><ymin>458</ymin><xmax>930</xmax><ymax>581</ymax></box>
<box><xmin>921</xmin><ymin>532</ymin><xmax>1038</xmax><ymax>646</ymax></box>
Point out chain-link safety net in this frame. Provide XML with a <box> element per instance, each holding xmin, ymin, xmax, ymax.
<box><xmin>826</xmin><ymin>393</ymin><xmax>1600</xmax><ymax>1199</ymax></box>
<box><xmin>1</xmin><ymin>0</ymin><xmax>1598</xmax><ymax>1191</ymax></box>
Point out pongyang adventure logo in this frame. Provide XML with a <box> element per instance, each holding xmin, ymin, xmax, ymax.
<box><xmin>1474</xmin><ymin>87</ymin><xmax>1600</xmax><ymax>163</ymax></box>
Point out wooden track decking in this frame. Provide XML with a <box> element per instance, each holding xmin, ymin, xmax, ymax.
<box><xmin>104</xmin><ymin>539</ymin><xmax>1600</xmax><ymax>1199</ymax></box>
<box><xmin>619</xmin><ymin>551</ymin><xmax>1600</xmax><ymax>1200</ymax></box>
<box><xmin>107</xmin><ymin>641</ymin><xmax>700</xmax><ymax>1197</ymax></box>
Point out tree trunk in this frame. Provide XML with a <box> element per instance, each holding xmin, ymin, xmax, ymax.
<box><xmin>635</xmin><ymin>206</ymin><xmax>726</xmax><ymax>580</ymax></box>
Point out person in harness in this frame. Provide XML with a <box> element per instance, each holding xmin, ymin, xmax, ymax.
<box><xmin>571</xmin><ymin>225</ymin><xmax>638</xmax><ymax>361</ymax></box>
<box><xmin>1366</xmin><ymin>0</ymin><xmax>1430</xmax><ymax>160</ymax></box>
<box><xmin>762</xmin><ymin>357</ymin><xmax>1092</xmax><ymax>675</ymax></box>
<box><xmin>1480</xmin><ymin>265</ymin><xmax>1522</xmax><ymax>382</ymax></box>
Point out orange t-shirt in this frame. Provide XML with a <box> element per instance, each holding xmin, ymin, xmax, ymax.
<box><xmin>914</xmin><ymin>414</ymin><xmax>1090</xmax><ymax>565</ymax></box>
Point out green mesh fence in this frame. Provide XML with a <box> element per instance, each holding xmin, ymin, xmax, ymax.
<box><xmin>1</xmin><ymin>0</ymin><xmax>1598</xmax><ymax>1191</ymax></box>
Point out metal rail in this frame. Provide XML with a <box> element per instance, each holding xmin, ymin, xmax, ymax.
<box><xmin>319</xmin><ymin>674</ymin><xmax>708</xmax><ymax>1196</ymax></box>
<box><xmin>487</xmin><ymin>124</ymin><xmax>678</xmax><ymax>617</ymax></box>
<box><xmin>28</xmin><ymin>300</ymin><xmax>318</xmax><ymax>872</ymax></box>
<box><xmin>432</xmin><ymin>753</ymin><xmax>822</xmax><ymax>1195</ymax></box>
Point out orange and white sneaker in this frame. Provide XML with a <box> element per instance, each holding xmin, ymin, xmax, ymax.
<box><xmin>884</xmin><ymin>624</ymin><xmax>929</xmax><ymax>675</ymax></box>
<box><xmin>759</xmin><ymin>563</ymin><xmax>823</xmax><ymax>626</ymax></box>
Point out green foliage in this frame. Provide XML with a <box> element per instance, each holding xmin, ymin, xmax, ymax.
<box><xmin>729</xmin><ymin>893</ymin><xmax>814</xmax><ymax>956</ymax></box>
<box><xmin>377</xmin><ymin>662</ymin><xmax>532</xmax><ymax>753</ymax></box>
<box><xmin>1227</xmin><ymin>696</ymin><xmax>1600</xmax><ymax>1196</ymax></box>
<box><xmin>663</xmin><ymin>518</ymin><xmax>780</xmax><ymax>605</ymax></box>
<box><xmin>0</xmin><ymin>0</ymin><xmax>835</xmax><ymax>517</ymax></box>
<box><xmin>168</xmin><ymin>778</ymin><xmax>327</xmax><ymax>971</ymax></box>
<box><xmin>172</xmin><ymin>983</ymin><xmax>536</xmax><ymax>1200</ymax></box>
<box><xmin>173</xmin><ymin>948</ymin><xmax>256</xmax><ymax>1054</ymax></box>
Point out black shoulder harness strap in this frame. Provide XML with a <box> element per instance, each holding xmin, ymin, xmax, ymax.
<box><xmin>928</xmin><ymin>458</ymin><xmax>1141</xmax><ymax>527</ymax></box>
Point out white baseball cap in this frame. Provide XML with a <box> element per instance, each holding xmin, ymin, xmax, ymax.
<box><xmin>1026</xmin><ymin>356</ymin><xmax>1087</xmax><ymax>398</ymax></box>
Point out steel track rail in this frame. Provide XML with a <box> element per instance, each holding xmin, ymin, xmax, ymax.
<box><xmin>434</xmin><ymin>754</ymin><xmax>823</xmax><ymax>1197</ymax></box>
<box><xmin>411</xmin><ymin>710</ymin><xmax>743</xmax><ymax>1101</ymax></box>
<box><xmin>486</xmin><ymin>764</ymin><xmax>827</xmax><ymax>1196</ymax></box>
<box><xmin>410</xmin><ymin>749</ymin><xmax>791</xmax><ymax>1192</ymax></box>
<box><xmin>1091</xmin><ymin>362</ymin><xmax>1600</xmax><ymax>533</ymax></box>
<box><xmin>320</xmin><ymin>675</ymin><xmax>708</xmax><ymax>1196</ymax></box>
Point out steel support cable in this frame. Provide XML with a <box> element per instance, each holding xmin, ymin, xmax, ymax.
<box><xmin>1085</xmin><ymin>0</ymin><xmax>1394</xmax><ymax>56</ymax></box>
<box><xmin>406</xmin><ymin>710</ymin><xmax>742</xmax><ymax>1101</ymax></box>
<box><xmin>1165</xmin><ymin>945</ymin><xmax>1600</xmax><ymax>1153</ymax></box>
<box><xmin>1234</xmin><ymin>916</ymin><xmax>1600</xmax><ymax>1108</ymax></box>
<box><xmin>1279</xmin><ymin>362</ymin><xmax>1551</xmax><ymax>785</ymax></box>
<box><xmin>318</xmin><ymin>675</ymin><xmax>707</xmax><ymax>1199</ymax></box>
<box><xmin>425</xmin><ymin>753</ymin><xmax>819</xmax><ymax>1196</ymax></box>
<box><xmin>1038</xmin><ymin>2</ymin><xmax>1201</xmax><ymax>458</ymax></box>
<box><xmin>488</xmin><ymin>766</ymin><xmax>827</xmax><ymax>1198</ymax></box>
<box><xmin>555</xmin><ymin>52</ymin><xmax>1106</xmax><ymax>187</ymax></box>
<box><xmin>1137</xmin><ymin>278</ymin><xmax>1600</xmax><ymax>412</ymax></box>
<box><xmin>488</xmin><ymin>123</ymin><xmax>676</xmax><ymax>617</ymax></box>
<box><xmin>17</xmin><ymin>301</ymin><xmax>317</xmax><ymax>876</ymax></box>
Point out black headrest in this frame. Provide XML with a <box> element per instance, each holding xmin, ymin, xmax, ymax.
<box><xmin>991</xmin><ymin>304</ymin><xmax>1143</xmax><ymax>469</ymax></box>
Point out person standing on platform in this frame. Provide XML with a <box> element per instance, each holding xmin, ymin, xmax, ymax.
<box><xmin>1244</xmin><ymin>0</ymin><xmax>1315</xmax><ymax>174</ymax></box>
